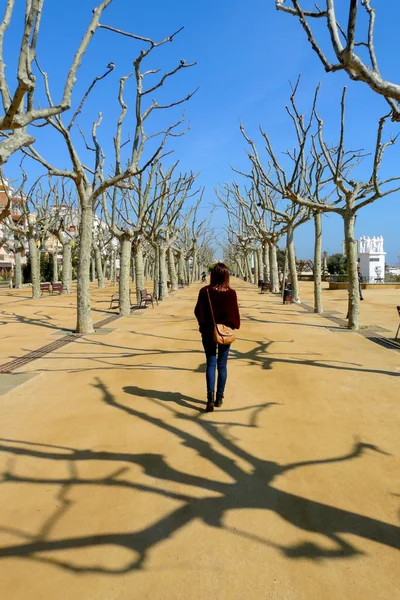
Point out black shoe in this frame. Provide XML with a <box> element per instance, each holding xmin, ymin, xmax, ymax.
<box><xmin>215</xmin><ymin>393</ymin><xmax>224</xmax><ymax>408</ymax></box>
<box><xmin>360</xmin><ymin>297</ymin><xmax>364</xmax><ymax>301</ymax></box>
<box><xmin>206</xmin><ymin>392</ymin><xmax>214</xmax><ymax>412</ymax></box>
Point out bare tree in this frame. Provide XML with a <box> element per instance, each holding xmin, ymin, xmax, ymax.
<box><xmin>146</xmin><ymin>168</ymin><xmax>198</xmax><ymax>299</ymax></box>
<box><xmin>218</xmin><ymin>182</ymin><xmax>286</xmax><ymax>292</ymax></box>
<box><xmin>276</xmin><ymin>1</ymin><xmax>400</xmax><ymax>120</ymax></box>
<box><xmin>22</xmin><ymin>28</ymin><xmax>196</xmax><ymax>332</ymax></box>
<box><xmin>239</xmin><ymin>83</ymin><xmax>333</xmax><ymax>311</ymax></box>
<box><xmin>247</xmin><ymin>81</ymin><xmax>400</xmax><ymax>328</ymax></box>
<box><xmin>0</xmin><ymin>1</ymin><xmax>125</xmax><ymax>164</ymax></box>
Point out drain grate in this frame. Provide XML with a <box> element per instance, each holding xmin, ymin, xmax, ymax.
<box><xmin>0</xmin><ymin>334</ymin><xmax>82</xmax><ymax>374</ymax></box>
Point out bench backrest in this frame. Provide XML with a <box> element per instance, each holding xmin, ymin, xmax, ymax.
<box><xmin>40</xmin><ymin>282</ymin><xmax>51</xmax><ymax>288</ymax></box>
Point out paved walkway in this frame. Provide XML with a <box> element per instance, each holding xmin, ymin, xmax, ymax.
<box><xmin>0</xmin><ymin>280</ymin><xmax>399</xmax><ymax>599</ymax></box>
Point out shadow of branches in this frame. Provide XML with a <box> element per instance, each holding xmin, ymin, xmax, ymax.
<box><xmin>0</xmin><ymin>378</ymin><xmax>398</xmax><ymax>576</ymax></box>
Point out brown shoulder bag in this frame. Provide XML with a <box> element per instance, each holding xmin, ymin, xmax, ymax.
<box><xmin>207</xmin><ymin>288</ymin><xmax>236</xmax><ymax>345</ymax></box>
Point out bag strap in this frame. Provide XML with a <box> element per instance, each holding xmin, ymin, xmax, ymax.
<box><xmin>206</xmin><ymin>288</ymin><xmax>216</xmax><ymax>326</ymax></box>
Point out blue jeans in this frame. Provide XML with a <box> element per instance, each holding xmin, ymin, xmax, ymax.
<box><xmin>202</xmin><ymin>337</ymin><xmax>230</xmax><ymax>395</ymax></box>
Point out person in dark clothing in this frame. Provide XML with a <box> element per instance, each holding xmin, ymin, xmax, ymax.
<box><xmin>358</xmin><ymin>266</ymin><xmax>364</xmax><ymax>300</ymax></box>
<box><xmin>194</xmin><ymin>263</ymin><xmax>240</xmax><ymax>412</ymax></box>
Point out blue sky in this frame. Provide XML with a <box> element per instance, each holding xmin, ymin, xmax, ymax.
<box><xmin>3</xmin><ymin>0</ymin><xmax>400</xmax><ymax>262</ymax></box>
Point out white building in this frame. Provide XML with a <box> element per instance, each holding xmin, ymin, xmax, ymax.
<box><xmin>358</xmin><ymin>236</ymin><xmax>385</xmax><ymax>282</ymax></box>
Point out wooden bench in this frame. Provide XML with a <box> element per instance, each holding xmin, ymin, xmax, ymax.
<box><xmin>109</xmin><ymin>290</ymin><xmax>132</xmax><ymax>309</ymax></box>
<box><xmin>40</xmin><ymin>282</ymin><xmax>52</xmax><ymax>295</ymax></box>
<box><xmin>51</xmin><ymin>282</ymin><xmax>62</xmax><ymax>294</ymax></box>
<box><xmin>140</xmin><ymin>289</ymin><xmax>158</xmax><ymax>309</ymax></box>
<box><xmin>260</xmin><ymin>281</ymin><xmax>271</xmax><ymax>294</ymax></box>
<box><xmin>396</xmin><ymin>306</ymin><xmax>400</xmax><ymax>340</ymax></box>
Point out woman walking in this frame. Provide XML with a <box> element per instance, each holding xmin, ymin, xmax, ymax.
<box><xmin>194</xmin><ymin>263</ymin><xmax>240</xmax><ymax>412</ymax></box>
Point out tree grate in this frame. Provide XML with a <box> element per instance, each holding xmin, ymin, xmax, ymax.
<box><xmin>358</xmin><ymin>332</ymin><xmax>400</xmax><ymax>352</ymax></box>
<box><xmin>299</xmin><ymin>303</ymin><xmax>400</xmax><ymax>352</ymax></box>
<box><xmin>0</xmin><ymin>335</ymin><xmax>82</xmax><ymax>374</ymax></box>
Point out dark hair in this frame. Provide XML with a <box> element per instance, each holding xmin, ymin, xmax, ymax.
<box><xmin>210</xmin><ymin>262</ymin><xmax>230</xmax><ymax>291</ymax></box>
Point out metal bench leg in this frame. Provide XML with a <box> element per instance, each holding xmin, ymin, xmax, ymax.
<box><xmin>395</xmin><ymin>324</ymin><xmax>400</xmax><ymax>340</ymax></box>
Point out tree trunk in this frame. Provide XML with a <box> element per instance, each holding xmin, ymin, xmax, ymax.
<box><xmin>344</xmin><ymin>213</ymin><xmax>359</xmax><ymax>330</ymax></box>
<box><xmin>76</xmin><ymin>205</ymin><xmax>94</xmax><ymax>334</ymax></box>
<box><xmin>313</xmin><ymin>211</ymin><xmax>323</xmax><ymax>313</ymax></box>
<box><xmin>153</xmin><ymin>244</ymin><xmax>160</xmax><ymax>298</ymax></box>
<box><xmin>269</xmin><ymin>244</ymin><xmax>279</xmax><ymax>293</ymax></box>
<box><xmin>177</xmin><ymin>253</ymin><xmax>185</xmax><ymax>284</ymax></box>
<box><xmin>131</xmin><ymin>257</ymin><xmax>135</xmax><ymax>283</ymax></box>
<box><xmin>52</xmin><ymin>251</ymin><xmax>58</xmax><ymax>283</ymax></box>
<box><xmin>245</xmin><ymin>252</ymin><xmax>252</xmax><ymax>282</ymax></box>
<box><xmin>119</xmin><ymin>236</ymin><xmax>132</xmax><ymax>316</ymax></box>
<box><xmin>236</xmin><ymin>257</ymin><xmax>244</xmax><ymax>279</ymax></box>
<box><xmin>110</xmin><ymin>247</ymin><xmax>116</xmax><ymax>286</ymax></box>
<box><xmin>28</xmin><ymin>235</ymin><xmax>40</xmax><ymax>299</ymax></box>
<box><xmin>185</xmin><ymin>258</ymin><xmax>190</xmax><ymax>284</ymax></box>
<box><xmin>282</xmin><ymin>246</ymin><xmax>288</xmax><ymax>302</ymax></box>
<box><xmin>168</xmin><ymin>246</ymin><xmax>178</xmax><ymax>291</ymax></box>
<box><xmin>287</xmin><ymin>224</ymin><xmax>300</xmax><ymax>303</ymax></box>
<box><xmin>253</xmin><ymin>250</ymin><xmax>259</xmax><ymax>283</ymax></box>
<box><xmin>257</xmin><ymin>247</ymin><xmax>263</xmax><ymax>283</ymax></box>
<box><xmin>133</xmin><ymin>240</ymin><xmax>145</xmax><ymax>305</ymax></box>
<box><xmin>62</xmin><ymin>241</ymin><xmax>72</xmax><ymax>294</ymax></box>
<box><xmin>191</xmin><ymin>250</ymin><xmax>197</xmax><ymax>282</ymax></box>
<box><xmin>94</xmin><ymin>246</ymin><xmax>104</xmax><ymax>288</ymax></box>
<box><xmin>263</xmin><ymin>242</ymin><xmax>270</xmax><ymax>282</ymax></box>
<box><xmin>91</xmin><ymin>257</ymin><xmax>96</xmax><ymax>283</ymax></box>
<box><xmin>14</xmin><ymin>246</ymin><xmax>23</xmax><ymax>288</ymax></box>
<box><xmin>144</xmin><ymin>256</ymin><xmax>149</xmax><ymax>280</ymax></box>
<box><xmin>159</xmin><ymin>244</ymin><xmax>168</xmax><ymax>299</ymax></box>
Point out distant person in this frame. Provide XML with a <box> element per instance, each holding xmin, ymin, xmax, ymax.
<box><xmin>358</xmin><ymin>266</ymin><xmax>364</xmax><ymax>301</ymax></box>
<box><xmin>201</xmin><ymin>271</ymin><xmax>207</xmax><ymax>283</ymax></box>
<box><xmin>194</xmin><ymin>263</ymin><xmax>240</xmax><ymax>412</ymax></box>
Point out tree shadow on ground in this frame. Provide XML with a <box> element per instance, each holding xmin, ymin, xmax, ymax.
<box><xmin>0</xmin><ymin>378</ymin><xmax>398</xmax><ymax>575</ymax></box>
<box><xmin>0</xmin><ymin>309</ymin><xmax>63</xmax><ymax>331</ymax></box>
<box><xmin>23</xmin><ymin>330</ymin><xmax>399</xmax><ymax>379</ymax></box>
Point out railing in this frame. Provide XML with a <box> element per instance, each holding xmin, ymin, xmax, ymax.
<box><xmin>329</xmin><ymin>274</ymin><xmax>400</xmax><ymax>284</ymax></box>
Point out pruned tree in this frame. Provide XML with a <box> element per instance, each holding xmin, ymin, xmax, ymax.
<box><xmin>0</xmin><ymin>1</ymin><xmax>123</xmax><ymax>165</ymax></box>
<box><xmin>276</xmin><ymin>1</ymin><xmax>400</xmax><ymax>121</ymax></box>
<box><xmin>218</xmin><ymin>181</ymin><xmax>286</xmax><ymax>292</ymax></box>
<box><xmin>3</xmin><ymin>178</ymin><xmax>54</xmax><ymax>298</ymax></box>
<box><xmin>22</xmin><ymin>27</ymin><xmax>196</xmax><ymax>332</ymax></box>
<box><xmin>146</xmin><ymin>167</ymin><xmax>199</xmax><ymax>299</ymax></box>
<box><xmin>229</xmin><ymin>147</ymin><xmax>311</xmax><ymax>303</ymax></box>
<box><xmin>238</xmin><ymin>82</ymin><xmax>334</xmax><ymax>311</ymax></box>
<box><xmin>217</xmin><ymin>195</ymin><xmax>258</xmax><ymax>283</ymax></box>
<box><xmin>247</xmin><ymin>80</ymin><xmax>400</xmax><ymax>327</ymax></box>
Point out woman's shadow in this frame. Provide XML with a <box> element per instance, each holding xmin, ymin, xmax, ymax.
<box><xmin>123</xmin><ymin>386</ymin><xmax>206</xmax><ymax>413</ymax></box>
